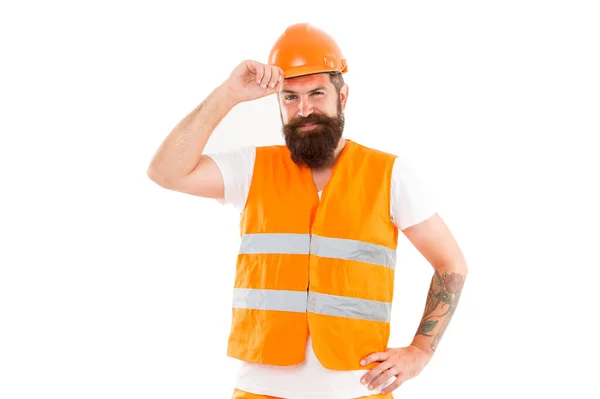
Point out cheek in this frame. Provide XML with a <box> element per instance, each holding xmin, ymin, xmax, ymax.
<box><xmin>315</xmin><ymin>99</ymin><xmax>336</xmax><ymax>116</ymax></box>
<box><xmin>327</xmin><ymin>99</ymin><xmax>340</xmax><ymax>114</ymax></box>
<box><xmin>281</xmin><ymin>106</ymin><xmax>295</xmax><ymax>123</ymax></box>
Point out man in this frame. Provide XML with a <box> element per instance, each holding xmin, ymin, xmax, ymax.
<box><xmin>147</xmin><ymin>23</ymin><xmax>468</xmax><ymax>399</ymax></box>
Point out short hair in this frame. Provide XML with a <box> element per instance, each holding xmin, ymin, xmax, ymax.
<box><xmin>328</xmin><ymin>72</ymin><xmax>345</xmax><ymax>94</ymax></box>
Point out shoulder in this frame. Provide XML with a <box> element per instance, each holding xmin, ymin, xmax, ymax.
<box><xmin>206</xmin><ymin>145</ymin><xmax>256</xmax><ymax>165</ymax></box>
<box><xmin>348</xmin><ymin>140</ymin><xmax>398</xmax><ymax>173</ymax></box>
<box><xmin>390</xmin><ymin>155</ymin><xmax>421</xmax><ymax>180</ymax></box>
<box><xmin>350</xmin><ymin>140</ymin><xmax>398</xmax><ymax>161</ymax></box>
<box><xmin>256</xmin><ymin>144</ymin><xmax>288</xmax><ymax>157</ymax></box>
<box><xmin>389</xmin><ymin>155</ymin><xmax>437</xmax><ymax>230</ymax></box>
<box><xmin>350</xmin><ymin>140</ymin><xmax>396</xmax><ymax>156</ymax></box>
<box><xmin>254</xmin><ymin>144</ymin><xmax>296</xmax><ymax>169</ymax></box>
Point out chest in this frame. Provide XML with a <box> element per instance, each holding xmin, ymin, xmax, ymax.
<box><xmin>312</xmin><ymin>169</ymin><xmax>332</xmax><ymax>192</ymax></box>
<box><xmin>241</xmin><ymin>146</ymin><xmax>395</xmax><ymax>241</ymax></box>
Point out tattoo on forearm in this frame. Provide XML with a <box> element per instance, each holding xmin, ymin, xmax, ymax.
<box><xmin>417</xmin><ymin>271</ymin><xmax>465</xmax><ymax>352</ymax></box>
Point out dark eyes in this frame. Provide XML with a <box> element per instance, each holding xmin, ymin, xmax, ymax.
<box><xmin>285</xmin><ymin>91</ymin><xmax>324</xmax><ymax>101</ymax></box>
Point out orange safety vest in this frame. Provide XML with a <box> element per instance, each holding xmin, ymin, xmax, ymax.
<box><xmin>227</xmin><ymin>139</ymin><xmax>399</xmax><ymax>370</ymax></box>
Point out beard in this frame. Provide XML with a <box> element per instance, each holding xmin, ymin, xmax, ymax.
<box><xmin>281</xmin><ymin>102</ymin><xmax>345</xmax><ymax>169</ymax></box>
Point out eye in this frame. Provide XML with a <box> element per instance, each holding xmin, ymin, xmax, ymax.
<box><xmin>312</xmin><ymin>91</ymin><xmax>324</xmax><ymax>96</ymax></box>
<box><xmin>285</xmin><ymin>95</ymin><xmax>297</xmax><ymax>101</ymax></box>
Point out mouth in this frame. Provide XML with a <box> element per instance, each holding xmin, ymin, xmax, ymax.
<box><xmin>299</xmin><ymin>123</ymin><xmax>318</xmax><ymax>131</ymax></box>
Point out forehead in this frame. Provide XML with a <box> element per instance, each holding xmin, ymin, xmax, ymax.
<box><xmin>281</xmin><ymin>73</ymin><xmax>331</xmax><ymax>92</ymax></box>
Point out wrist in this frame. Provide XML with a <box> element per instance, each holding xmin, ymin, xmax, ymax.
<box><xmin>410</xmin><ymin>342</ymin><xmax>435</xmax><ymax>358</ymax></box>
<box><xmin>218</xmin><ymin>81</ymin><xmax>243</xmax><ymax>106</ymax></box>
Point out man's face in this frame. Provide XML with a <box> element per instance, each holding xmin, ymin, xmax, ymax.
<box><xmin>278</xmin><ymin>73</ymin><xmax>348</xmax><ymax>169</ymax></box>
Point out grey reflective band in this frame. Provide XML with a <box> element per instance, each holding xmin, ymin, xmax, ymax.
<box><xmin>232</xmin><ymin>288</ymin><xmax>308</xmax><ymax>313</ymax></box>
<box><xmin>232</xmin><ymin>289</ymin><xmax>391</xmax><ymax>322</ymax></box>
<box><xmin>239</xmin><ymin>233</ymin><xmax>311</xmax><ymax>255</ymax></box>
<box><xmin>310</xmin><ymin>234</ymin><xmax>396</xmax><ymax>269</ymax></box>
<box><xmin>308</xmin><ymin>292</ymin><xmax>392</xmax><ymax>322</ymax></box>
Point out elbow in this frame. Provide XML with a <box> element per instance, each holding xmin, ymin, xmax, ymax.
<box><xmin>453</xmin><ymin>258</ymin><xmax>469</xmax><ymax>275</ymax></box>
<box><xmin>147</xmin><ymin>165</ymin><xmax>189</xmax><ymax>191</ymax></box>
<box><xmin>434</xmin><ymin>258</ymin><xmax>468</xmax><ymax>275</ymax></box>
<box><xmin>147</xmin><ymin>165</ymin><xmax>171</xmax><ymax>188</ymax></box>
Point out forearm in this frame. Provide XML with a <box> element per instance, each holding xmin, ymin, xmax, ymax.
<box><xmin>411</xmin><ymin>263</ymin><xmax>467</xmax><ymax>356</ymax></box>
<box><xmin>147</xmin><ymin>83</ymin><xmax>239</xmax><ymax>180</ymax></box>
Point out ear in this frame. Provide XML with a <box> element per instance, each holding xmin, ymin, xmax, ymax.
<box><xmin>339</xmin><ymin>84</ymin><xmax>349</xmax><ymax>110</ymax></box>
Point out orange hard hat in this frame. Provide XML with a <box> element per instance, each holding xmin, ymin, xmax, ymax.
<box><xmin>268</xmin><ymin>23</ymin><xmax>348</xmax><ymax>79</ymax></box>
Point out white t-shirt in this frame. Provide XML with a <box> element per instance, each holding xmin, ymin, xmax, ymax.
<box><xmin>207</xmin><ymin>145</ymin><xmax>437</xmax><ymax>399</ymax></box>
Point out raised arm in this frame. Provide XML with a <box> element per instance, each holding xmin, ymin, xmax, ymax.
<box><xmin>146</xmin><ymin>60</ymin><xmax>283</xmax><ymax>198</ymax></box>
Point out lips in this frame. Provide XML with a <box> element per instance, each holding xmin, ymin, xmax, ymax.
<box><xmin>299</xmin><ymin>123</ymin><xmax>318</xmax><ymax>131</ymax></box>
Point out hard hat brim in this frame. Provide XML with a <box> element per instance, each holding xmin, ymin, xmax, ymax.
<box><xmin>283</xmin><ymin>63</ymin><xmax>348</xmax><ymax>79</ymax></box>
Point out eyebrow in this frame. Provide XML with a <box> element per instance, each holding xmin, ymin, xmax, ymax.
<box><xmin>281</xmin><ymin>87</ymin><xmax>327</xmax><ymax>94</ymax></box>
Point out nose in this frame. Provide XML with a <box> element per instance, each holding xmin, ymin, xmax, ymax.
<box><xmin>298</xmin><ymin>98</ymin><xmax>313</xmax><ymax>118</ymax></box>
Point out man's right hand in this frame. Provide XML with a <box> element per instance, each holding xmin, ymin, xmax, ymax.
<box><xmin>223</xmin><ymin>60</ymin><xmax>285</xmax><ymax>103</ymax></box>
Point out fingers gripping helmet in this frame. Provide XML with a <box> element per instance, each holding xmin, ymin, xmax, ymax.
<box><xmin>268</xmin><ymin>23</ymin><xmax>348</xmax><ymax>79</ymax></box>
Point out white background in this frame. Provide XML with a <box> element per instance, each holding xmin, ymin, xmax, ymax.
<box><xmin>1</xmin><ymin>0</ymin><xmax>599</xmax><ymax>398</ymax></box>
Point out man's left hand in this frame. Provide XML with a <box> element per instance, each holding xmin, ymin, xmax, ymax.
<box><xmin>359</xmin><ymin>344</ymin><xmax>433</xmax><ymax>394</ymax></box>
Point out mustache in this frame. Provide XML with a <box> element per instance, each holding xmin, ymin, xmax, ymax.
<box><xmin>286</xmin><ymin>113</ymin><xmax>330</xmax><ymax>130</ymax></box>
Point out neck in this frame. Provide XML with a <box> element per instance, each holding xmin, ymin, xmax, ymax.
<box><xmin>333</xmin><ymin>137</ymin><xmax>348</xmax><ymax>160</ymax></box>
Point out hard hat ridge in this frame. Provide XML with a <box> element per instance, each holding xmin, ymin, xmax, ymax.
<box><xmin>268</xmin><ymin>23</ymin><xmax>348</xmax><ymax>79</ymax></box>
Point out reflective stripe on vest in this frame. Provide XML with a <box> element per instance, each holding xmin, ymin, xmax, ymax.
<box><xmin>310</xmin><ymin>234</ymin><xmax>396</xmax><ymax>269</ymax></box>
<box><xmin>308</xmin><ymin>292</ymin><xmax>391</xmax><ymax>322</ymax></box>
<box><xmin>232</xmin><ymin>288</ymin><xmax>392</xmax><ymax>322</ymax></box>
<box><xmin>232</xmin><ymin>288</ymin><xmax>307</xmax><ymax>312</ymax></box>
<box><xmin>235</xmin><ymin>233</ymin><xmax>394</xmax><ymax>322</ymax></box>
<box><xmin>239</xmin><ymin>233</ymin><xmax>310</xmax><ymax>255</ymax></box>
<box><xmin>239</xmin><ymin>233</ymin><xmax>395</xmax><ymax>269</ymax></box>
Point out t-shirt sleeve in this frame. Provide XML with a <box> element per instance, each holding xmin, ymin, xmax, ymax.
<box><xmin>390</xmin><ymin>157</ymin><xmax>438</xmax><ymax>230</ymax></box>
<box><xmin>205</xmin><ymin>145</ymin><xmax>256</xmax><ymax>211</ymax></box>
